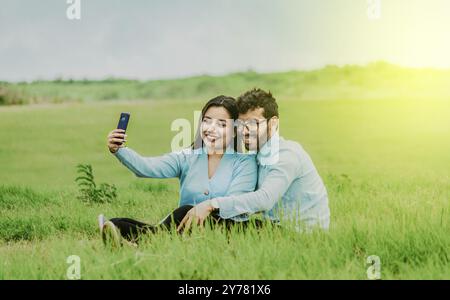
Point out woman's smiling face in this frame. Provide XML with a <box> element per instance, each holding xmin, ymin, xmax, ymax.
<box><xmin>200</xmin><ymin>106</ymin><xmax>234</xmax><ymax>153</ymax></box>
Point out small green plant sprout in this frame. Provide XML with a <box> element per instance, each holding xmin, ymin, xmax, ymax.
<box><xmin>75</xmin><ymin>164</ymin><xmax>117</xmax><ymax>204</ymax></box>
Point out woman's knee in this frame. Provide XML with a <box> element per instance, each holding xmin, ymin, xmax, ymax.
<box><xmin>109</xmin><ymin>218</ymin><xmax>122</xmax><ymax>225</ymax></box>
<box><xmin>161</xmin><ymin>205</ymin><xmax>194</xmax><ymax>226</ymax></box>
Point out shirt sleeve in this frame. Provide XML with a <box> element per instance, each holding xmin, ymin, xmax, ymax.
<box><xmin>113</xmin><ymin>147</ymin><xmax>183</xmax><ymax>178</ymax></box>
<box><xmin>215</xmin><ymin>149</ymin><xmax>299</xmax><ymax>219</ymax></box>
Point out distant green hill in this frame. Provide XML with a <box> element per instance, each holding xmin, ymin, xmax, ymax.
<box><xmin>1</xmin><ymin>62</ymin><xmax>449</xmax><ymax>105</ymax></box>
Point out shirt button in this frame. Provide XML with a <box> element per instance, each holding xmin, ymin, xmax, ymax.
<box><xmin>204</xmin><ymin>190</ymin><xmax>209</xmax><ymax>195</ymax></box>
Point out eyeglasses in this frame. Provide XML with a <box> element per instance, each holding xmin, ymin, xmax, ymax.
<box><xmin>236</xmin><ymin>119</ymin><xmax>269</xmax><ymax>130</ymax></box>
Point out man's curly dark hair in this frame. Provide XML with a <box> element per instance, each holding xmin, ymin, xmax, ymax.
<box><xmin>236</xmin><ymin>88</ymin><xmax>279</xmax><ymax>119</ymax></box>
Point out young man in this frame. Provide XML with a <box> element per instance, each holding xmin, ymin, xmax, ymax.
<box><xmin>178</xmin><ymin>88</ymin><xmax>330</xmax><ymax>232</ymax></box>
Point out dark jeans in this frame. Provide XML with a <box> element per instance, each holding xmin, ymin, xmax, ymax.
<box><xmin>110</xmin><ymin>205</ymin><xmax>267</xmax><ymax>242</ymax></box>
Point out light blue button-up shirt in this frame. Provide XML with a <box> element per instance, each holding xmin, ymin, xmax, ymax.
<box><xmin>215</xmin><ymin>133</ymin><xmax>330</xmax><ymax>230</ymax></box>
<box><xmin>113</xmin><ymin>147</ymin><xmax>258</xmax><ymax>219</ymax></box>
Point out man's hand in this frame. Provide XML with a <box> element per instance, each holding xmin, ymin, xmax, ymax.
<box><xmin>107</xmin><ymin>129</ymin><xmax>127</xmax><ymax>154</ymax></box>
<box><xmin>177</xmin><ymin>200</ymin><xmax>215</xmax><ymax>233</ymax></box>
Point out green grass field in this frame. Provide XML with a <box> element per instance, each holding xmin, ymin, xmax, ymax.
<box><xmin>1</xmin><ymin>67</ymin><xmax>450</xmax><ymax>279</ymax></box>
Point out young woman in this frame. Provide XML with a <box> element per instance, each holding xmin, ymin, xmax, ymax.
<box><xmin>100</xmin><ymin>95</ymin><xmax>257</xmax><ymax>247</ymax></box>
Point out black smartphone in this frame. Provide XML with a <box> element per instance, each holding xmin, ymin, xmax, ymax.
<box><xmin>116</xmin><ymin>112</ymin><xmax>130</xmax><ymax>145</ymax></box>
<box><xmin>117</xmin><ymin>112</ymin><xmax>130</xmax><ymax>131</ymax></box>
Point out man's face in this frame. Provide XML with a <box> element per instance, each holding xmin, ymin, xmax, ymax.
<box><xmin>237</xmin><ymin>108</ymin><xmax>270</xmax><ymax>152</ymax></box>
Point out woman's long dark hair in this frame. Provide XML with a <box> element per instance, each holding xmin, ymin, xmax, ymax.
<box><xmin>192</xmin><ymin>95</ymin><xmax>239</xmax><ymax>152</ymax></box>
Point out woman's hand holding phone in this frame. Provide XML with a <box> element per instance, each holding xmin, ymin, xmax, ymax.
<box><xmin>108</xmin><ymin>112</ymin><xmax>130</xmax><ymax>154</ymax></box>
<box><xmin>107</xmin><ymin>129</ymin><xmax>127</xmax><ymax>154</ymax></box>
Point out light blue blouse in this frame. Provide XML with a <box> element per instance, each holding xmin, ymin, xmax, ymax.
<box><xmin>113</xmin><ymin>146</ymin><xmax>257</xmax><ymax>217</ymax></box>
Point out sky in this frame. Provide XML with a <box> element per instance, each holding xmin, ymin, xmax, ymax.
<box><xmin>0</xmin><ymin>0</ymin><xmax>449</xmax><ymax>82</ymax></box>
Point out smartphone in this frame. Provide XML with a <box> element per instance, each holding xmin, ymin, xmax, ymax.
<box><xmin>116</xmin><ymin>112</ymin><xmax>130</xmax><ymax>145</ymax></box>
<box><xmin>117</xmin><ymin>112</ymin><xmax>130</xmax><ymax>131</ymax></box>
